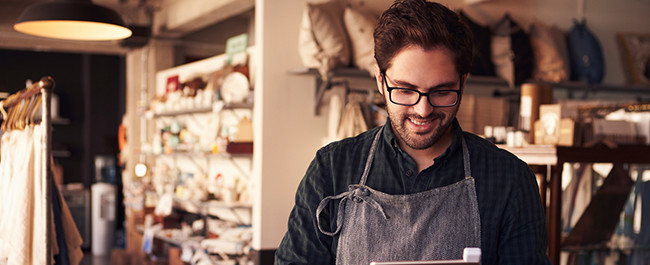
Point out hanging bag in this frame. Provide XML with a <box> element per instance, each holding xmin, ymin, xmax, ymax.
<box><xmin>567</xmin><ymin>20</ymin><xmax>605</xmax><ymax>84</ymax></box>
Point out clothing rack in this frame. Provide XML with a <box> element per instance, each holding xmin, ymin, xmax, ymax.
<box><xmin>0</xmin><ymin>76</ymin><xmax>55</xmax><ymax>265</ymax></box>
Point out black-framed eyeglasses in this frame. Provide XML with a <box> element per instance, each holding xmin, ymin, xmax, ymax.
<box><xmin>382</xmin><ymin>72</ymin><xmax>462</xmax><ymax>107</ymax></box>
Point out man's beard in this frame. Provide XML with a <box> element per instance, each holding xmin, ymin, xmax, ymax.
<box><xmin>387</xmin><ymin>109</ymin><xmax>456</xmax><ymax>150</ymax></box>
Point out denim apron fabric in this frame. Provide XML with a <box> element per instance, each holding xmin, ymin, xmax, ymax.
<box><xmin>316</xmin><ymin>127</ymin><xmax>481</xmax><ymax>265</ymax></box>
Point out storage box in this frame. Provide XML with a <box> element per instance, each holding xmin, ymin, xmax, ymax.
<box><xmin>226</xmin><ymin>142</ymin><xmax>253</xmax><ymax>154</ymax></box>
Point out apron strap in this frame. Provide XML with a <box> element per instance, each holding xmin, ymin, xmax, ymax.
<box><xmin>359</xmin><ymin>126</ymin><xmax>384</xmax><ymax>186</ymax></box>
<box><xmin>460</xmin><ymin>135</ymin><xmax>472</xmax><ymax>178</ymax></box>
<box><xmin>316</xmin><ymin>191</ymin><xmax>351</xmax><ymax>236</ymax></box>
<box><xmin>316</xmin><ymin>187</ymin><xmax>390</xmax><ymax>237</ymax></box>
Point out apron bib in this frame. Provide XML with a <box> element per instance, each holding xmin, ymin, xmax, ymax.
<box><xmin>317</xmin><ymin>127</ymin><xmax>481</xmax><ymax>265</ymax></box>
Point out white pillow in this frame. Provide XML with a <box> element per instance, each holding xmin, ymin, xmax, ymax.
<box><xmin>343</xmin><ymin>6</ymin><xmax>377</xmax><ymax>76</ymax></box>
<box><xmin>298</xmin><ymin>0</ymin><xmax>351</xmax><ymax>78</ymax></box>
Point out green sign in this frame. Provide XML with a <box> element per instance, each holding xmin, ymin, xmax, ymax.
<box><xmin>226</xmin><ymin>33</ymin><xmax>249</xmax><ymax>64</ymax></box>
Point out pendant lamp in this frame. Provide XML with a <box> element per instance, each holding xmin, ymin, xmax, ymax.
<box><xmin>14</xmin><ymin>0</ymin><xmax>132</xmax><ymax>41</ymax></box>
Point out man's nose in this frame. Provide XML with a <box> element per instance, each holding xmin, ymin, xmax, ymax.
<box><xmin>412</xmin><ymin>95</ymin><xmax>434</xmax><ymax>117</ymax></box>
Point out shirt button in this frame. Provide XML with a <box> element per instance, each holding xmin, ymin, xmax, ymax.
<box><xmin>406</xmin><ymin>170</ymin><xmax>413</xmax><ymax>176</ymax></box>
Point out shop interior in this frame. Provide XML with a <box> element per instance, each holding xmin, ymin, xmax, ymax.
<box><xmin>0</xmin><ymin>0</ymin><xmax>649</xmax><ymax>265</ymax></box>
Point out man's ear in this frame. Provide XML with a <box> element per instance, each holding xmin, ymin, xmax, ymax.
<box><xmin>374</xmin><ymin>63</ymin><xmax>383</xmax><ymax>95</ymax></box>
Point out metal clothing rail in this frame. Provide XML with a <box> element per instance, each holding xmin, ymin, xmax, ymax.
<box><xmin>0</xmin><ymin>76</ymin><xmax>55</xmax><ymax>265</ymax></box>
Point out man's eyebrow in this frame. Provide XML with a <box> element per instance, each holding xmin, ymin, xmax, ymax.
<box><xmin>390</xmin><ymin>78</ymin><xmax>458</xmax><ymax>90</ymax></box>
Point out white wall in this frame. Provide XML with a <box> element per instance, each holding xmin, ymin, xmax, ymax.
<box><xmin>253</xmin><ymin>0</ymin><xmax>650</xmax><ymax>251</ymax></box>
<box><xmin>253</xmin><ymin>0</ymin><xmax>330</xmax><ymax>250</ymax></box>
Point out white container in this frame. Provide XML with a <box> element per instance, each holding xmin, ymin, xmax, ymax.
<box><xmin>91</xmin><ymin>183</ymin><xmax>116</xmax><ymax>256</ymax></box>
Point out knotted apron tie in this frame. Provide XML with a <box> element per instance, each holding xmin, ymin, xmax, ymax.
<box><xmin>316</xmin><ymin>184</ymin><xmax>390</xmax><ymax>236</ymax></box>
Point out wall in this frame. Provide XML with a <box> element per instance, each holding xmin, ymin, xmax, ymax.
<box><xmin>254</xmin><ymin>0</ymin><xmax>650</xmax><ymax>253</ymax></box>
<box><xmin>254</xmin><ymin>0</ymin><xmax>329</xmax><ymax>250</ymax></box>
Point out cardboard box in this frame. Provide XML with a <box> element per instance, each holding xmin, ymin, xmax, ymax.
<box><xmin>457</xmin><ymin>94</ymin><xmax>509</xmax><ymax>136</ymax></box>
<box><xmin>169</xmin><ymin>246</ymin><xmax>188</xmax><ymax>265</ymax></box>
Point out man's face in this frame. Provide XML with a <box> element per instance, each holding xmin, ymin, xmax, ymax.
<box><xmin>375</xmin><ymin>45</ymin><xmax>464</xmax><ymax>151</ymax></box>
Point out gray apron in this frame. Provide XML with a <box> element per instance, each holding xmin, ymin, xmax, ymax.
<box><xmin>316</xmin><ymin>127</ymin><xmax>481</xmax><ymax>265</ymax></box>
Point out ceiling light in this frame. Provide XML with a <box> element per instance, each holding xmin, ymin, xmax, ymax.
<box><xmin>14</xmin><ymin>0</ymin><xmax>132</xmax><ymax>41</ymax></box>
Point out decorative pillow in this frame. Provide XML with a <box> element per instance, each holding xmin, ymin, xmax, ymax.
<box><xmin>491</xmin><ymin>14</ymin><xmax>534</xmax><ymax>87</ymax></box>
<box><xmin>529</xmin><ymin>19</ymin><xmax>569</xmax><ymax>83</ymax></box>
<box><xmin>298</xmin><ymin>0</ymin><xmax>350</xmax><ymax>78</ymax></box>
<box><xmin>343</xmin><ymin>6</ymin><xmax>378</xmax><ymax>76</ymax></box>
<box><xmin>460</xmin><ymin>11</ymin><xmax>495</xmax><ymax>77</ymax></box>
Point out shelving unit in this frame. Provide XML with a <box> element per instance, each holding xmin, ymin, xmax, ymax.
<box><xmin>501</xmin><ymin>144</ymin><xmax>650</xmax><ymax>265</ymax></box>
<box><xmin>132</xmin><ymin>48</ymin><xmax>256</xmax><ymax>263</ymax></box>
<box><xmin>294</xmin><ymin>67</ymin><xmax>650</xmax><ymax>111</ymax></box>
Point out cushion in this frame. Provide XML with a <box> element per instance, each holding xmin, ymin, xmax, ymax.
<box><xmin>343</xmin><ymin>6</ymin><xmax>378</xmax><ymax>76</ymax></box>
<box><xmin>529</xmin><ymin>19</ymin><xmax>569</xmax><ymax>83</ymax></box>
<box><xmin>460</xmin><ymin>11</ymin><xmax>495</xmax><ymax>77</ymax></box>
<box><xmin>298</xmin><ymin>0</ymin><xmax>351</xmax><ymax>78</ymax></box>
<box><xmin>491</xmin><ymin>14</ymin><xmax>534</xmax><ymax>87</ymax></box>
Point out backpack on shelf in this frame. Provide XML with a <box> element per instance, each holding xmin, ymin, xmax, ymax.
<box><xmin>567</xmin><ymin>19</ymin><xmax>605</xmax><ymax>84</ymax></box>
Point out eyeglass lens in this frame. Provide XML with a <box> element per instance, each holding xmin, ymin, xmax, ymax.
<box><xmin>390</xmin><ymin>89</ymin><xmax>458</xmax><ymax>107</ymax></box>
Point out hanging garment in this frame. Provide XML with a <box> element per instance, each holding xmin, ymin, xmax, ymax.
<box><xmin>52</xmin><ymin>177</ymin><xmax>70</xmax><ymax>265</ymax></box>
<box><xmin>0</xmin><ymin>123</ymin><xmax>82</xmax><ymax>265</ymax></box>
<box><xmin>57</xmin><ymin>185</ymin><xmax>84</xmax><ymax>265</ymax></box>
<box><xmin>0</xmin><ymin>129</ymin><xmax>18</xmax><ymax>262</ymax></box>
<box><xmin>336</xmin><ymin>101</ymin><xmax>368</xmax><ymax>139</ymax></box>
<box><xmin>0</xmin><ymin>125</ymin><xmax>45</xmax><ymax>265</ymax></box>
<box><xmin>316</xmin><ymin>127</ymin><xmax>481</xmax><ymax>265</ymax></box>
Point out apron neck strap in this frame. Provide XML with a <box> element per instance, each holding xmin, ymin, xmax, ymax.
<box><xmin>461</xmin><ymin>135</ymin><xmax>472</xmax><ymax>178</ymax></box>
<box><xmin>359</xmin><ymin>126</ymin><xmax>383</xmax><ymax>185</ymax></box>
<box><xmin>359</xmin><ymin>126</ymin><xmax>473</xmax><ymax>185</ymax></box>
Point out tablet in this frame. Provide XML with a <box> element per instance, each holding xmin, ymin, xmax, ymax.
<box><xmin>370</xmin><ymin>261</ymin><xmax>478</xmax><ymax>265</ymax></box>
<box><xmin>369</xmin><ymin>247</ymin><xmax>481</xmax><ymax>265</ymax></box>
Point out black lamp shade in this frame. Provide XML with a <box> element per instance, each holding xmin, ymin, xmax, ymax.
<box><xmin>14</xmin><ymin>0</ymin><xmax>132</xmax><ymax>41</ymax></box>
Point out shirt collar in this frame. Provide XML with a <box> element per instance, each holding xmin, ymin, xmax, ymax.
<box><xmin>381</xmin><ymin>118</ymin><xmax>463</xmax><ymax>161</ymax></box>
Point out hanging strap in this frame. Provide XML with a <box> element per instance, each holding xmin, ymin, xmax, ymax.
<box><xmin>359</xmin><ymin>126</ymin><xmax>384</xmax><ymax>186</ymax></box>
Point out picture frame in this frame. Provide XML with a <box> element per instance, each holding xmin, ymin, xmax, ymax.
<box><xmin>617</xmin><ymin>32</ymin><xmax>650</xmax><ymax>85</ymax></box>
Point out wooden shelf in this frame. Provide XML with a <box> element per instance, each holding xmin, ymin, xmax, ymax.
<box><xmin>173</xmin><ymin>198</ymin><xmax>252</xmax><ymax>225</ymax></box>
<box><xmin>292</xmin><ymin>67</ymin><xmax>650</xmax><ymax>115</ymax></box>
<box><xmin>149</xmin><ymin>102</ymin><xmax>253</xmax><ymax>118</ymax></box>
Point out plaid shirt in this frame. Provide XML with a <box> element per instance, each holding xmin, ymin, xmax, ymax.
<box><xmin>275</xmin><ymin>119</ymin><xmax>551</xmax><ymax>265</ymax></box>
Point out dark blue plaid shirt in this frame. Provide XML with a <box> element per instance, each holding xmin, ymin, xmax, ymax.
<box><xmin>276</xmin><ymin>119</ymin><xmax>551</xmax><ymax>265</ymax></box>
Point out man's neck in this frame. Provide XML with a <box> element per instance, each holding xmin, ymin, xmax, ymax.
<box><xmin>400</xmin><ymin>127</ymin><xmax>454</xmax><ymax>173</ymax></box>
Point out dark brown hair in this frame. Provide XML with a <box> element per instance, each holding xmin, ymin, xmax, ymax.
<box><xmin>374</xmin><ymin>0</ymin><xmax>473</xmax><ymax>75</ymax></box>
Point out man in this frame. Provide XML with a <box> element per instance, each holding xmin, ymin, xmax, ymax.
<box><xmin>275</xmin><ymin>1</ymin><xmax>551</xmax><ymax>264</ymax></box>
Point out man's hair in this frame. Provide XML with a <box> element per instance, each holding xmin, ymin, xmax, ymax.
<box><xmin>374</xmin><ymin>0</ymin><xmax>473</xmax><ymax>75</ymax></box>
